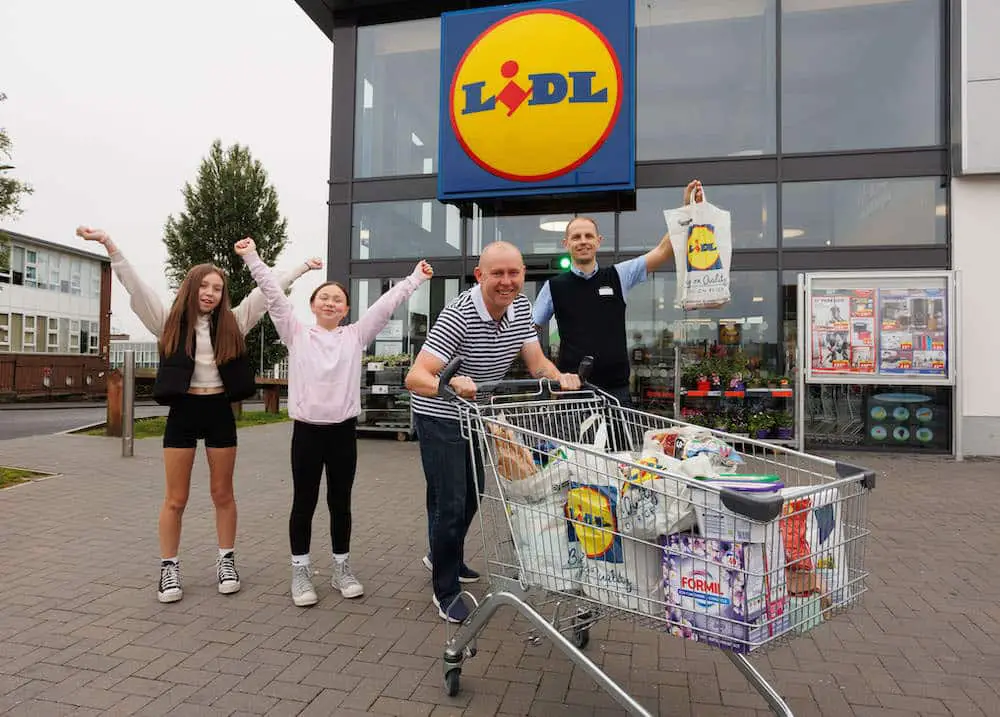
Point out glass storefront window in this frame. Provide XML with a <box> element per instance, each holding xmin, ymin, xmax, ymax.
<box><xmin>782</xmin><ymin>177</ymin><xmax>947</xmax><ymax>249</ymax></box>
<box><xmin>470</xmin><ymin>208</ymin><xmax>615</xmax><ymax>257</ymax></box>
<box><xmin>635</xmin><ymin>0</ymin><xmax>776</xmax><ymax>160</ymax></box>
<box><xmin>353</xmin><ymin>276</ymin><xmax>460</xmax><ymax>357</ymax></box>
<box><xmin>355</xmin><ymin>19</ymin><xmax>441</xmax><ymax>178</ymax></box>
<box><xmin>353</xmin><ymin>200</ymin><xmax>461</xmax><ymax>260</ymax></box>
<box><xmin>781</xmin><ymin>0</ymin><xmax>942</xmax><ymax>153</ymax></box>
<box><xmin>805</xmin><ymin>384</ymin><xmax>951</xmax><ymax>452</ymax></box>
<box><xmin>619</xmin><ymin>184</ymin><xmax>777</xmax><ymax>251</ymax></box>
<box><xmin>624</xmin><ymin>271</ymin><xmax>781</xmax><ymax>420</ymax></box>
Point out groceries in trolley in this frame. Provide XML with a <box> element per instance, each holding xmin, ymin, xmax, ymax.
<box><xmin>662</xmin><ymin>533</ymin><xmax>788</xmax><ymax>654</ymax></box>
<box><xmin>483</xmin><ymin>411</ymin><xmax>855</xmax><ymax>651</ymax></box>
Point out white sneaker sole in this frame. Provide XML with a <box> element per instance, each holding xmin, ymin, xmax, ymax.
<box><xmin>334</xmin><ymin>583</ymin><xmax>364</xmax><ymax>599</ymax></box>
<box><xmin>431</xmin><ymin>594</ymin><xmax>464</xmax><ymax>624</ymax></box>
<box><xmin>292</xmin><ymin>591</ymin><xmax>318</xmax><ymax>607</ymax></box>
<box><xmin>157</xmin><ymin>588</ymin><xmax>183</xmax><ymax>604</ymax></box>
<box><xmin>422</xmin><ymin>555</ymin><xmax>480</xmax><ymax>584</ymax></box>
<box><xmin>218</xmin><ymin>581</ymin><xmax>241</xmax><ymax>595</ymax></box>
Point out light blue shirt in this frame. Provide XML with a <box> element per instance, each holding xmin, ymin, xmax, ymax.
<box><xmin>532</xmin><ymin>256</ymin><xmax>648</xmax><ymax>326</ymax></box>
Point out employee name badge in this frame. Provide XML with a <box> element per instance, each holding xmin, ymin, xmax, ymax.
<box><xmin>598</xmin><ymin>286</ymin><xmax>614</xmax><ymax>297</ymax></box>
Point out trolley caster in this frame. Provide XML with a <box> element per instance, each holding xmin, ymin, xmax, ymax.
<box><xmin>444</xmin><ymin>668</ymin><xmax>461</xmax><ymax>697</ymax></box>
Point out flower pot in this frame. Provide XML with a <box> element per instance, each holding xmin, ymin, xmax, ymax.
<box><xmin>755</xmin><ymin>429</ymin><xmax>771</xmax><ymax>440</ymax></box>
<box><xmin>777</xmin><ymin>427</ymin><xmax>793</xmax><ymax>440</ymax></box>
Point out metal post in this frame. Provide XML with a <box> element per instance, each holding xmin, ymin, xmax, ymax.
<box><xmin>122</xmin><ymin>349</ymin><xmax>135</xmax><ymax>457</ymax></box>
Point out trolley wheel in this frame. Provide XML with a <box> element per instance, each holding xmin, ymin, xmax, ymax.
<box><xmin>397</xmin><ymin>431</ymin><xmax>408</xmax><ymax>442</ymax></box>
<box><xmin>444</xmin><ymin>668</ymin><xmax>461</xmax><ymax>697</ymax></box>
<box><xmin>572</xmin><ymin>626</ymin><xmax>590</xmax><ymax>649</ymax></box>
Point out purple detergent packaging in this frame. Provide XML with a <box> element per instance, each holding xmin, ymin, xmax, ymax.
<box><xmin>661</xmin><ymin>533</ymin><xmax>788</xmax><ymax>653</ymax></box>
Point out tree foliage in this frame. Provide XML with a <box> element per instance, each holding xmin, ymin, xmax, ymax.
<box><xmin>1</xmin><ymin>92</ymin><xmax>35</xmax><ymax>267</ymax></box>
<box><xmin>164</xmin><ymin>139</ymin><xmax>290</xmax><ymax>372</ymax></box>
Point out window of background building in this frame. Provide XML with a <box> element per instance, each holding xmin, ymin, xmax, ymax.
<box><xmin>0</xmin><ymin>313</ymin><xmax>9</xmax><ymax>350</ymax></box>
<box><xmin>352</xmin><ymin>276</ymin><xmax>460</xmax><ymax>357</ymax></box>
<box><xmin>70</xmin><ymin>259</ymin><xmax>82</xmax><ymax>295</ymax></box>
<box><xmin>24</xmin><ymin>250</ymin><xmax>37</xmax><ymax>288</ymax></box>
<box><xmin>22</xmin><ymin>315</ymin><xmax>35</xmax><ymax>351</ymax></box>
<box><xmin>781</xmin><ymin>0</ymin><xmax>942</xmax><ymax>153</ymax></box>
<box><xmin>36</xmin><ymin>252</ymin><xmax>49</xmax><ymax>290</ymax></box>
<box><xmin>353</xmin><ymin>200</ymin><xmax>461</xmax><ymax>260</ymax></box>
<box><xmin>48</xmin><ymin>254</ymin><xmax>60</xmax><ymax>292</ymax></box>
<box><xmin>471</xmin><ymin>209</ymin><xmax>615</xmax><ymax>257</ymax></box>
<box><xmin>619</xmin><ymin>184</ymin><xmax>777</xmax><ymax>251</ymax></box>
<box><xmin>355</xmin><ymin>19</ymin><xmax>441</xmax><ymax>178</ymax></box>
<box><xmin>60</xmin><ymin>317</ymin><xmax>70</xmax><ymax>353</ymax></box>
<box><xmin>782</xmin><ymin>177</ymin><xmax>947</xmax><ymax>249</ymax></box>
<box><xmin>635</xmin><ymin>0</ymin><xmax>776</xmax><ymax>161</ymax></box>
<box><xmin>10</xmin><ymin>315</ymin><xmax>22</xmax><ymax>351</ymax></box>
<box><xmin>10</xmin><ymin>246</ymin><xmax>24</xmax><ymax>285</ymax></box>
<box><xmin>47</xmin><ymin>318</ymin><xmax>59</xmax><ymax>352</ymax></box>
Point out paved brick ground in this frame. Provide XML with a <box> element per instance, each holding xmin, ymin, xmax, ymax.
<box><xmin>1</xmin><ymin>424</ymin><xmax>998</xmax><ymax>716</ymax></box>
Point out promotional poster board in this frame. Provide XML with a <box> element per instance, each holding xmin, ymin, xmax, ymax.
<box><xmin>803</xmin><ymin>272</ymin><xmax>955</xmax><ymax>386</ymax></box>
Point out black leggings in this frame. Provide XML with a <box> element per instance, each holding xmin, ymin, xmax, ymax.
<box><xmin>289</xmin><ymin>418</ymin><xmax>358</xmax><ymax>556</ymax></box>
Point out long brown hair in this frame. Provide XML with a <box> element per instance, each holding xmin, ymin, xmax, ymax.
<box><xmin>159</xmin><ymin>264</ymin><xmax>245</xmax><ymax>364</ymax></box>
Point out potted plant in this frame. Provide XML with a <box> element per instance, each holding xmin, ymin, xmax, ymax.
<box><xmin>728</xmin><ymin>372</ymin><xmax>745</xmax><ymax>392</ymax></box>
<box><xmin>711</xmin><ymin>412</ymin><xmax>729</xmax><ymax>432</ymax></box>
<box><xmin>774</xmin><ymin>411</ymin><xmax>795</xmax><ymax>440</ymax></box>
<box><xmin>748</xmin><ymin>412</ymin><xmax>774</xmax><ymax>440</ymax></box>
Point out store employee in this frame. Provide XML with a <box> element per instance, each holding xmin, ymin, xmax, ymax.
<box><xmin>532</xmin><ymin>180</ymin><xmax>702</xmax><ymax>407</ymax></box>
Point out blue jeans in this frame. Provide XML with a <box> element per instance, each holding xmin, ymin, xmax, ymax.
<box><xmin>414</xmin><ymin>413</ymin><xmax>484</xmax><ymax>603</ymax></box>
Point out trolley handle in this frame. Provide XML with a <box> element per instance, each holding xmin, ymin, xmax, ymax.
<box><xmin>435</xmin><ymin>355</ymin><xmax>595</xmax><ymax>401</ymax></box>
<box><xmin>719</xmin><ymin>489</ymin><xmax>785</xmax><ymax>523</ymax></box>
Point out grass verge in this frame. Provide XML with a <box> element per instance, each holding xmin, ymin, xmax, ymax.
<box><xmin>0</xmin><ymin>467</ymin><xmax>45</xmax><ymax>489</ymax></box>
<box><xmin>81</xmin><ymin>410</ymin><xmax>290</xmax><ymax>439</ymax></box>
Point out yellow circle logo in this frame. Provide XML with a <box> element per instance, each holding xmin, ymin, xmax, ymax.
<box><xmin>686</xmin><ymin>224</ymin><xmax>722</xmax><ymax>271</ymax></box>
<box><xmin>449</xmin><ymin>9</ymin><xmax>623</xmax><ymax>182</ymax></box>
<box><xmin>567</xmin><ymin>486</ymin><xmax>617</xmax><ymax>559</ymax></box>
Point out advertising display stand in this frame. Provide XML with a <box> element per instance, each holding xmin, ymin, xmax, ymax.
<box><xmin>797</xmin><ymin>271</ymin><xmax>960</xmax><ymax>459</ymax></box>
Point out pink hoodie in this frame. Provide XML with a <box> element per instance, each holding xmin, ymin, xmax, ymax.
<box><xmin>243</xmin><ymin>250</ymin><xmax>426</xmax><ymax>425</ymax></box>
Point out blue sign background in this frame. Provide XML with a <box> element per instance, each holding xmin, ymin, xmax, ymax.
<box><xmin>437</xmin><ymin>0</ymin><xmax>635</xmax><ymax>202</ymax></box>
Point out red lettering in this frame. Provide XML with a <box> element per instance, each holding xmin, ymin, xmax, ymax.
<box><xmin>680</xmin><ymin>575</ymin><xmax>722</xmax><ymax>594</ymax></box>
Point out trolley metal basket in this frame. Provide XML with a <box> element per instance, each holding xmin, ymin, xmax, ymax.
<box><xmin>434</xmin><ymin>356</ymin><xmax>875</xmax><ymax>716</ymax></box>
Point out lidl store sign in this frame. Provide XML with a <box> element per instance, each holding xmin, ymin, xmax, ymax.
<box><xmin>437</xmin><ymin>0</ymin><xmax>635</xmax><ymax>201</ymax></box>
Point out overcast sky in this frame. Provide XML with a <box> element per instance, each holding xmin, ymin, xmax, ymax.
<box><xmin>2</xmin><ymin>0</ymin><xmax>332</xmax><ymax>340</ymax></box>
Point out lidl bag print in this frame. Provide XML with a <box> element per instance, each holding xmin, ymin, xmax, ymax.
<box><xmin>665</xmin><ymin>190</ymin><xmax>733</xmax><ymax>311</ymax></box>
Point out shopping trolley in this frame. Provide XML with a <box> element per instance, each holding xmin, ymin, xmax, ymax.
<box><xmin>434</xmin><ymin>356</ymin><xmax>875</xmax><ymax>717</ymax></box>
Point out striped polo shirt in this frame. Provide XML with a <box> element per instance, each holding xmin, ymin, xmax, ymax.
<box><xmin>411</xmin><ymin>284</ymin><xmax>538</xmax><ymax>421</ymax></box>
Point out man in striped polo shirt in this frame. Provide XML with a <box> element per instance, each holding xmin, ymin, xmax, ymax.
<box><xmin>405</xmin><ymin>241</ymin><xmax>580</xmax><ymax>623</ymax></box>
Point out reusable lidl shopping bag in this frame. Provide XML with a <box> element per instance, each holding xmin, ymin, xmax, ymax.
<box><xmin>664</xmin><ymin>188</ymin><xmax>733</xmax><ymax>310</ymax></box>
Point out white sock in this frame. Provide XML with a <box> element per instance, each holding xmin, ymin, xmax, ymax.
<box><xmin>162</xmin><ymin>556</ymin><xmax>178</xmax><ymax>565</ymax></box>
<box><xmin>219</xmin><ymin>547</ymin><xmax>234</xmax><ymax>558</ymax></box>
<box><xmin>292</xmin><ymin>554</ymin><xmax>311</xmax><ymax>567</ymax></box>
<box><xmin>333</xmin><ymin>553</ymin><xmax>348</xmax><ymax>565</ymax></box>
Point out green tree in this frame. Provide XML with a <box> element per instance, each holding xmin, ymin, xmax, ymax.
<box><xmin>163</xmin><ymin>139</ymin><xmax>289</xmax><ymax>373</ymax></box>
<box><xmin>1</xmin><ymin>92</ymin><xmax>35</xmax><ymax>272</ymax></box>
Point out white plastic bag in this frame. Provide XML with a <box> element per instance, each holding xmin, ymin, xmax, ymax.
<box><xmin>664</xmin><ymin>188</ymin><xmax>733</xmax><ymax>310</ymax></box>
<box><xmin>618</xmin><ymin>454</ymin><xmax>697</xmax><ymax>540</ymax></box>
<box><xmin>508</xmin><ymin>492</ymin><xmax>582</xmax><ymax>592</ymax></box>
<box><xmin>567</xmin><ymin>413</ymin><xmax>666</xmax><ymax>615</ymax></box>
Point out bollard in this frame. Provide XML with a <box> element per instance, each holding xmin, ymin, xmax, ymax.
<box><xmin>122</xmin><ymin>349</ymin><xmax>135</xmax><ymax>457</ymax></box>
<box><xmin>106</xmin><ymin>370</ymin><xmax>123</xmax><ymax>437</ymax></box>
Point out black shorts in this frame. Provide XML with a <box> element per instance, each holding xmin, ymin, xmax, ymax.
<box><xmin>162</xmin><ymin>393</ymin><xmax>238</xmax><ymax>449</ymax></box>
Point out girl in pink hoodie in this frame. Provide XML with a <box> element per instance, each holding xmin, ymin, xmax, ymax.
<box><xmin>236</xmin><ymin>237</ymin><xmax>432</xmax><ymax>607</ymax></box>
